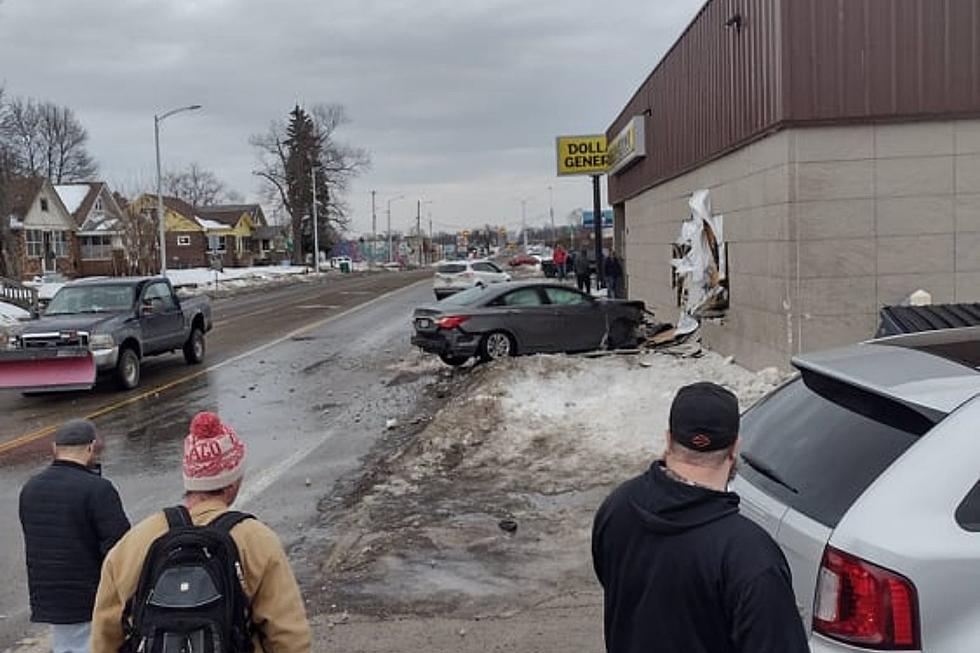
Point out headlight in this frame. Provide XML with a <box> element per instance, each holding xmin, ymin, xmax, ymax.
<box><xmin>89</xmin><ymin>334</ymin><xmax>115</xmax><ymax>349</ymax></box>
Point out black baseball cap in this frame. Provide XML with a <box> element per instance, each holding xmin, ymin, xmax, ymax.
<box><xmin>54</xmin><ymin>419</ymin><xmax>97</xmax><ymax>446</ymax></box>
<box><xmin>669</xmin><ymin>382</ymin><xmax>740</xmax><ymax>452</ymax></box>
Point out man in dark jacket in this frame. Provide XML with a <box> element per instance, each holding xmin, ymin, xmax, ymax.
<box><xmin>19</xmin><ymin>419</ymin><xmax>130</xmax><ymax>653</ymax></box>
<box><xmin>592</xmin><ymin>382</ymin><xmax>809</xmax><ymax>653</ymax></box>
<box><xmin>603</xmin><ymin>251</ymin><xmax>624</xmax><ymax>299</ymax></box>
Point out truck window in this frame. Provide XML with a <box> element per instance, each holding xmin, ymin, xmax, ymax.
<box><xmin>143</xmin><ymin>282</ymin><xmax>176</xmax><ymax>310</ymax></box>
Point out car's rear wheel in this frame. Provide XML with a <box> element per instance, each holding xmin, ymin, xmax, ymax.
<box><xmin>116</xmin><ymin>347</ymin><xmax>140</xmax><ymax>390</ymax></box>
<box><xmin>183</xmin><ymin>327</ymin><xmax>205</xmax><ymax>365</ymax></box>
<box><xmin>439</xmin><ymin>353</ymin><xmax>470</xmax><ymax>367</ymax></box>
<box><xmin>479</xmin><ymin>331</ymin><xmax>515</xmax><ymax>362</ymax></box>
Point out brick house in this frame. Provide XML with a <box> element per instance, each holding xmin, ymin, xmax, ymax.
<box><xmin>54</xmin><ymin>182</ymin><xmax>128</xmax><ymax>277</ymax></box>
<box><xmin>3</xmin><ymin>177</ymin><xmax>78</xmax><ymax>279</ymax></box>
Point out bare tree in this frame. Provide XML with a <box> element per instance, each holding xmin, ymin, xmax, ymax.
<box><xmin>0</xmin><ymin>86</ymin><xmax>19</xmax><ymax>279</ymax></box>
<box><xmin>163</xmin><ymin>163</ymin><xmax>229</xmax><ymax>207</ymax></box>
<box><xmin>251</xmin><ymin>103</ymin><xmax>369</xmax><ymax>262</ymax></box>
<box><xmin>118</xmin><ymin>202</ymin><xmax>159</xmax><ymax>276</ymax></box>
<box><xmin>0</xmin><ymin>96</ymin><xmax>97</xmax><ymax>183</ymax></box>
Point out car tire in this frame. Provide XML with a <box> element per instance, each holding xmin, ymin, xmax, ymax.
<box><xmin>183</xmin><ymin>327</ymin><xmax>205</xmax><ymax>365</ymax></box>
<box><xmin>439</xmin><ymin>353</ymin><xmax>470</xmax><ymax>367</ymax></box>
<box><xmin>608</xmin><ymin>319</ymin><xmax>638</xmax><ymax>350</ymax></box>
<box><xmin>479</xmin><ymin>331</ymin><xmax>515</xmax><ymax>362</ymax></box>
<box><xmin>116</xmin><ymin>347</ymin><xmax>140</xmax><ymax>390</ymax></box>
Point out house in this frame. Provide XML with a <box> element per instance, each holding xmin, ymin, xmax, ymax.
<box><xmin>2</xmin><ymin>176</ymin><xmax>78</xmax><ymax>279</ymax></box>
<box><xmin>127</xmin><ymin>195</ymin><xmax>273</xmax><ymax>269</ymax></box>
<box><xmin>54</xmin><ymin>182</ymin><xmax>128</xmax><ymax>277</ymax></box>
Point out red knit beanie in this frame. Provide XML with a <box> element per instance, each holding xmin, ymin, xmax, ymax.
<box><xmin>183</xmin><ymin>412</ymin><xmax>247</xmax><ymax>492</ymax></box>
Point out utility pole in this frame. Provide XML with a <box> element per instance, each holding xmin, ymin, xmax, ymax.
<box><xmin>548</xmin><ymin>185</ymin><xmax>556</xmax><ymax>243</ymax></box>
<box><xmin>429</xmin><ymin>217</ymin><xmax>434</xmax><ymax>262</ymax></box>
<box><xmin>386</xmin><ymin>195</ymin><xmax>404</xmax><ymax>264</ymax></box>
<box><xmin>370</xmin><ymin>190</ymin><xmax>377</xmax><ymax>268</ymax></box>
<box><xmin>416</xmin><ymin>199</ymin><xmax>423</xmax><ymax>267</ymax></box>
<box><xmin>521</xmin><ymin>199</ymin><xmax>528</xmax><ymax>251</ymax></box>
<box><xmin>592</xmin><ymin>175</ymin><xmax>603</xmax><ymax>287</ymax></box>
<box><xmin>311</xmin><ymin>167</ymin><xmax>320</xmax><ymax>273</ymax></box>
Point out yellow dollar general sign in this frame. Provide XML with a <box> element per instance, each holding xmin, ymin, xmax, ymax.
<box><xmin>555</xmin><ymin>134</ymin><xmax>608</xmax><ymax>176</ymax></box>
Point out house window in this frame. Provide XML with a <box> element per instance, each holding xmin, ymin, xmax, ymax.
<box><xmin>26</xmin><ymin>230</ymin><xmax>44</xmax><ymax>257</ymax></box>
<box><xmin>40</xmin><ymin>198</ymin><xmax>49</xmax><ymax>212</ymax></box>
<box><xmin>262</xmin><ymin>239</ymin><xmax>271</xmax><ymax>251</ymax></box>
<box><xmin>51</xmin><ymin>231</ymin><xmax>69</xmax><ymax>257</ymax></box>
<box><xmin>241</xmin><ymin>237</ymin><xmax>253</xmax><ymax>252</ymax></box>
<box><xmin>81</xmin><ymin>235</ymin><xmax>112</xmax><ymax>260</ymax></box>
<box><xmin>94</xmin><ymin>198</ymin><xmax>103</xmax><ymax>212</ymax></box>
<box><xmin>176</xmin><ymin>235</ymin><xmax>192</xmax><ymax>247</ymax></box>
<box><xmin>207</xmin><ymin>235</ymin><xmax>227</xmax><ymax>253</ymax></box>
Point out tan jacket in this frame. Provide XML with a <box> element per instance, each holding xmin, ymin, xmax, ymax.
<box><xmin>91</xmin><ymin>499</ymin><xmax>311</xmax><ymax>653</ymax></box>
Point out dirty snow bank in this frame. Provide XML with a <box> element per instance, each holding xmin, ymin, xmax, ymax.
<box><xmin>314</xmin><ymin>351</ymin><xmax>787</xmax><ymax>618</ymax></box>
<box><xmin>0</xmin><ymin>301</ymin><xmax>31</xmax><ymax>326</ymax></box>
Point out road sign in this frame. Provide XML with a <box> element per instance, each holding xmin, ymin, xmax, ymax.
<box><xmin>555</xmin><ymin>134</ymin><xmax>608</xmax><ymax>176</ymax></box>
<box><xmin>582</xmin><ymin>209</ymin><xmax>614</xmax><ymax>229</ymax></box>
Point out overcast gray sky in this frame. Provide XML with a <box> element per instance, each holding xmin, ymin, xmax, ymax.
<box><xmin>0</xmin><ymin>0</ymin><xmax>703</xmax><ymax>234</ymax></box>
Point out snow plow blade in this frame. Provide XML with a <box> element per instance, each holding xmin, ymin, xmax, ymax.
<box><xmin>0</xmin><ymin>349</ymin><xmax>97</xmax><ymax>392</ymax></box>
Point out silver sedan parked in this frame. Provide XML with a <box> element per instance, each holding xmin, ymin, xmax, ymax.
<box><xmin>733</xmin><ymin>326</ymin><xmax>980</xmax><ymax>652</ymax></box>
<box><xmin>411</xmin><ymin>281</ymin><xmax>646</xmax><ymax>366</ymax></box>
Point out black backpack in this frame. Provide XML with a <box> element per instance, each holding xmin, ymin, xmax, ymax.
<box><xmin>121</xmin><ymin>506</ymin><xmax>255</xmax><ymax>653</ymax></box>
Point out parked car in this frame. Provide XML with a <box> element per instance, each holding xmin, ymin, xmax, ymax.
<box><xmin>411</xmin><ymin>281</ymin><xmax>645</xmax><ymax>366</ymax></box>
<box><xmin>0</xmin><ymin>277</ymin><xmax>212</xmax><ymax>392</ymax></box>
<box><xmin>433</xmin><ymin>260</ymin><xmax>510</xmax><ymax>299</ymax></box>
<box><xmin>508</xmin><ymin>253</ymin><xmax>540</xmax><ymax>267</ymax></box>
<box><xmin>733</xmin><ymin>327</ymin><xmax>980</xmax><ymax>652</ymax></box>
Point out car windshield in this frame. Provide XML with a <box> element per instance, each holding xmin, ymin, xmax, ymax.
<box><xmin>45</xmin><ymin>286</ymin><xmax>135</xmax><ymax>315</ymax></box>
<box><xmin>440</xmin><ymin>285</ymin><xmax>492</xmax><ymax>306</ymax></box>
<box><xmin>437</xmin><ymin>264</ymin><xmax>467</xmax><ymax>274</ymax></box>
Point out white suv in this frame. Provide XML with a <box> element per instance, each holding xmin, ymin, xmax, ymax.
<box><xmin>433</xmin><ymin>260</ymin><xmax>510</xmax><ymax>299</ymax></box>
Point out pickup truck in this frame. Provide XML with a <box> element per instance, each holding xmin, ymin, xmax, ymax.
<box><xmin>0</xmin><ymin>277</ymin><xmax>212</xmax><ymax>392</ymax></box>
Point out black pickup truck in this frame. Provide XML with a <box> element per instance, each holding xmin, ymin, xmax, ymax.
<box><xmin>0</xmin><ymin>277</ymin><xmax>212</xmax><ymax>392</ymax></box>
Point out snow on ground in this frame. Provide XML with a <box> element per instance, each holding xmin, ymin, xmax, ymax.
<box><xmin>0</xmin><ymin>301</ymin><xmax>31</xmax><ymax>327</ymax></box>
<box><xmin>166</xmin><ymin>265</ymin><xmax>312</xmax><ymax>289</ymax></box>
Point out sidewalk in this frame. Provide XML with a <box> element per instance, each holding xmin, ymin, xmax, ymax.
<box><xmin>314</xmin><ymin>593</ymin><xmax>604</xmax><ymax>653</ymax></box>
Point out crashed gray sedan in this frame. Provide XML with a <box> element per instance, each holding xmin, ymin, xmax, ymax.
<box><xmin>411</xmin><ymin>281</ymin><xmax>646</xmax><ymax>366</ymax></box>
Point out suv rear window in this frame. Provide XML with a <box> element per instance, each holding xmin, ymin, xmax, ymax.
<box><xmin>739</xmin><ymin>374</ymin><xmax>934</xmax><ymax>528</ymax></box>
<box><xmin>437</xmin><ymin>264</ymin><xmax>467</xmax><ymax>274</ymax></box>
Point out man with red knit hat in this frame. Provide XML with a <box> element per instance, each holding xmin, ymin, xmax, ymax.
<box><xmin>90</xmin><ymin>412</ymin><xmax>311</xmax><ymax>653</ymax></box>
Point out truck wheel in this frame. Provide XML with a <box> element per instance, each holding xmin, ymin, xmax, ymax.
<box><xmin>183</xmin><ymin>328</ymin><xmax>205</xmax><ymax>365</ymax></box>
<box><xmin>116</xmin><ymin>347</ymin><xmax>140</xmax><ymax>390</ymax></box>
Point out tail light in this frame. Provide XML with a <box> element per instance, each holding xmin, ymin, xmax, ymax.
<box><xmin>813</xmin><ymin>547</ymin><xmax>920</xmax><ymax>650</ymax></box>
<box><xmin>437</xmin><ymin>316</ymin><xmax>470</xmax><ymax>330</ymax></box>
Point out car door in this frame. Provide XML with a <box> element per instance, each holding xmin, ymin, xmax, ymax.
<box><xmin>141</xmin><ymin>281</ymin><xmax>184</xmax><ymax>352</ymax></box>
<box><xmin>542</xmin><ymin>286</ymin><xmax>606</xmax><ymax>351</ymax></box>
<box><xmin>492</xmin><ymin>287</ymin><xmax>553</xmax><ymax>352</ymax></box>
<box><xmin>472</xmin><ymin>262</ymin><xmax>503</xmax><ymax>285</ymax></box>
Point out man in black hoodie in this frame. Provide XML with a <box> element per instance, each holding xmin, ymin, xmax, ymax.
<box><xmin>592</xmin><ymin>382</ymin><xmax>808</xmax><ymax>653</ymax></box>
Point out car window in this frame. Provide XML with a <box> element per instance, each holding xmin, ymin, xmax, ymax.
<box><xmin>486</xmin><ymin>262</ymin><xmax>504</xmax><ymax>273</ymax></box>
<box><xmin>437</xmin><ymin>263</ymin><xmax>467</xmax><ymax>274</ymax></box>
<box><xmin>471</xmin><ymin>263</ymin><xmax>493</xmax><ymax>273</ymax></box>
<box><xmin>739</xmin><ymin>374</ymin><xmax>928</xmax><ymax>528</ymax></box>
<box><xmin>440</xmin><ymin>285</ymin><xmax>491</xmax><ymax>306</ymax></box>
<box><xmin>501</xmin><ymin>288</ymin><xmax>543</xmax><ymax>307</ymax></box>
<box><xmin>956</xmin><ymin>481</ymin><xmax>980</xmax><ymax>532</ymax></box>
<box><xmin>143</xmin><ymin>282</ymin><xmax>176</xmax><ymax>310</ymax></box>
<box><xmin>544</xmin><ymin>287</ymin><xmax>590</xmax><ymax>306</ymax></box>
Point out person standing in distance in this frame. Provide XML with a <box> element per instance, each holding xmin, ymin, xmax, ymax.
<box><xmin>19</xmin><ymin>419</ymin><xmax>131</xmax><ymax>653</ymax></box>
<box><xmin>592</xmin><ymin>382</ymin><xmax>809</xmax><ymax>653</ymax></box>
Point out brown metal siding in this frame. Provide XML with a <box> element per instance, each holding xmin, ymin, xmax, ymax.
<box><xmin>609</xmin><ymin>0</ymin><xmax>980</xmax><ymax>204</ymax></box>
<box><xmin>608</xmin><ymin>0</ymin><xmax>784</xmax><ymax>204</ymax></box>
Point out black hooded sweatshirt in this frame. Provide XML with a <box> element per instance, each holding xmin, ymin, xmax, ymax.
<box><xmin>592</xmin><ymin>461</ymin><xmax>809</xmax><ymax>653</ymax></box>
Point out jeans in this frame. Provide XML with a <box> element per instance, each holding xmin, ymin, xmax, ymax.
<box><xmin>52</xmin><ymin>622</ymin><xmax>91</xmax><ymax>653</ymax></box>
<box><xmin>576</xmin><ymin>274</ymin><xmax>592</xmax><ymax>294</ymax></box>
<box><xmin>607</xmin><ymin>276</ymin><xmax>622</xmax><ymax>299</ymax></box>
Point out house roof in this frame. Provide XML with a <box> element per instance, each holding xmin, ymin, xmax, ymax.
<box><xmin>196</xmin><ymin>204</ymin><xmax>266</xmax><ymax>227</ymax></box>
<box><xmin>4</xmin><ymin>177</ymin><xmax>45</xmax><ymax>219</ymax></box>
<box><xmin>160</xmin><ymin>195</ymin><xmax>199</xmax><ymax>220</ymax></box>
<box><xmin>54</xmin><ymin>182</ymin><xmax>109</xmax><ymax>224</ymax></box>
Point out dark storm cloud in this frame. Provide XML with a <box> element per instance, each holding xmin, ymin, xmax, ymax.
<box><xmin>0</xmin><ymin>0</ymin><xmax>704</xmax><ymax>230</ymax></box>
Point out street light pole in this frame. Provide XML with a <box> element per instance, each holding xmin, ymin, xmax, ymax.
<box><xmin>311</xmin><ymin>167</ymin><xmax>320</xmax><ymax>273</ymax></box>
<box><xmin>386</xmin><ymin>195</ymin><xmax>404</xmax><ymax>263</ymax></box>
<box><xmin>520</xmin><ymin>198</ymin><xmax>529</xmax><ymax>251</ymax></box>
<box><xmin>154</xmin><ymin>104</ymin><xmax>201</xmax><ymax>276</ymax></box>
<box><xmin>548</xmin><ymin>185</ymin><xmax>555</xmax><ymax>243</ymax></box>
<box><xmin>370</xmin><ymin>190</ymin><xmax>377</xmax><ymax>268</ymax></box>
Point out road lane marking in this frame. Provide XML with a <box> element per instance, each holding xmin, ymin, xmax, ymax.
<box><xmin>0</xmin><ymin>279</ymin><xmax>427</xmax><ymax>457</ymax></box>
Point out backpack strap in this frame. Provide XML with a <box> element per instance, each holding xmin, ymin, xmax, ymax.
<box><xmin>163</xmin><ymin>505</ymin><xmax>192</xmax><ymax>529</ymax></box>
<box><xmin>208</xmin><ymin>510</ymin><xmax>254</xmax><ymax>535</ymax></box>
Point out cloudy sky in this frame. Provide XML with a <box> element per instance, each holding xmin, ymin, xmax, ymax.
<box><xmin>0</xmin><ymin>0</ymin><xmax>702</xmax><ymax>235</ymax></box>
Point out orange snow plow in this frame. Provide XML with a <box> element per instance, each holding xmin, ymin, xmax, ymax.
<box><xmin>0</xmin><ymin>341</ymin><xmax>98</xmax><ymax>392</ymax></box>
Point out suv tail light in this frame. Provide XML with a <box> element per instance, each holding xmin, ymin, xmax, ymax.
<box><xmin>437</xmin><ymin>316</ymin><xmax>470</xmax><ymax>330</ymax></box>
<box><xmin>813</xmin><ymin>547</ymin><xmax>920</xmax><ymax>650</ymax></box>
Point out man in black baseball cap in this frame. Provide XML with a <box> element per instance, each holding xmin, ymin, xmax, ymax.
<box><xmin>592</xmin><ymin>382</ymin><xmax>808</xmax><ymax>653</ymax></box>
<box><xmin>19</xmin><ymin>420</ymin><xmax>130</xmax><ymax>653</ymax></box>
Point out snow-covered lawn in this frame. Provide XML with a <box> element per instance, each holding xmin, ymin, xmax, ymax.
<box><xmin>166</xmin><ymin>265</ymin><xmax>313</xmax><ymax>289</ymax></box>
<box><xmin>0</xmin><ymin>301</ymin><xmax>31</xmax><ymax>327</ymax></box>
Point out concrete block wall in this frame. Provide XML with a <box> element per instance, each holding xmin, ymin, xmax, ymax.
<box><xmin>621</xmin><ymin>118</ymin><xmax>980</xmax><ymax>370</ymax></box>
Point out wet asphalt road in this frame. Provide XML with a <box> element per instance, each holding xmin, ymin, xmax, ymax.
<box><xmin>0</xmin><ymin>271</ymin><xmax>437</xmax><ymax>648</ymax></box>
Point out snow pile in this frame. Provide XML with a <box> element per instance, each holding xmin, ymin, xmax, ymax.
<box><xmin>166</xmin><ymin>265</ymin><xmax>313</xmax><ymax>290</ymax></box>
<box><xmin>410</xmin><ymin>353</ymin><xmax>786</xmax><ymax>491</ymax></box>
<box><xmin>0</xmin><ymin>301</ymin><xmax>31</xmax><ymax>326</ymax></box>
